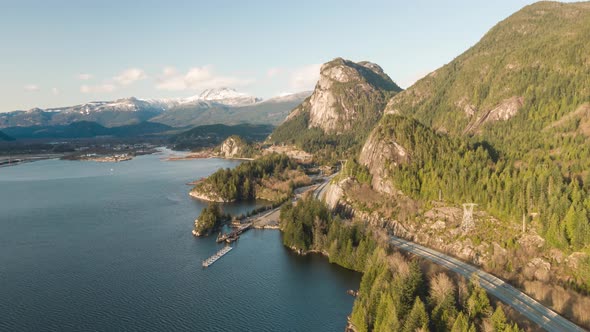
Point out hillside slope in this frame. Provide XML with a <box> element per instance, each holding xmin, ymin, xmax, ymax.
<box><xmin>388</xmin><ymin>1</ymin><xmax>590</xmax><ymax>143</ymax></box>
<box><xmin>348</xmin><ymin>2</ymin><xmax>590</xmax><ymax>303</ymax></box>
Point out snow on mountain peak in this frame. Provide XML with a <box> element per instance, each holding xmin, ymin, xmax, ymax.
<box><xmin>194</xmin><ymin>87</ymin><xmax>261</xmax><ymax>105</ymax></box>
<box><xmin>198</xmin><ymin>87</ymin><xmax>246</xmax><ymax>100</ymax></box>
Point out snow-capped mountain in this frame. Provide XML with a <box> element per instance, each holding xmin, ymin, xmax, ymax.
<box><xmin>196</xmin><ymin>87</ymin><xmax>261</xmax><ymax>105</ymax></box>
<box><xmin>0</xmin><ymin>89</ymin><xmax>311</xmax><ymax>128</ymax></box>
<box><xmin>145</xmin><ymin>88</ymin><xmax>261</xmax><ymax>108</ymax></box>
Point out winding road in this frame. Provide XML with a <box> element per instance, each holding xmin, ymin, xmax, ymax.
<box><xmin>389</xmin><ymin>236</ymin><xmax>586</xmax><ymax>332</ymax></box>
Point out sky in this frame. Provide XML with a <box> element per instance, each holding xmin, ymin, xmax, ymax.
<box><xmin>0</xmin><ymin>0</ymin><xmax>559</xmax><ymax>112</ymax></box>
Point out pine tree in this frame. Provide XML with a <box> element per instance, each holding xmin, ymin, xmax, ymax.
<box><xmin>451</xmin><ymin>313</ymin><xmax>469</xmax><ymax>332</ymax></box>
<box><xmin>374</xmin><ymin>293</ymin><xmax>400</xmax><ymax>332</ymax></box>
<box><xmin>491</xmin><ymin>306</ymin><xmax>507</xmax><ymax>331</ymax></box>
<box><xmin>403</xmin><ymin>297</ymin><xmax>429</xmax><ymax>332</ymax></box>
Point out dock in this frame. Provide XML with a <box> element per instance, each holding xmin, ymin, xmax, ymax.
<box><xmin>202</xmin><ymin>246</ymin><xmax>233</xmax><ymax>267</ymax></box>
<box><xmin>216</xmin><ymin>222</ymin><xmax>252</xmax><ymax>243</ymax></box>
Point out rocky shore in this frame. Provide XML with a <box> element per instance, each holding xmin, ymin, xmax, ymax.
<box><xmin>189</xmin><ymin>188</ymin><xmax>233</xmax><ymax>203</ymax></box>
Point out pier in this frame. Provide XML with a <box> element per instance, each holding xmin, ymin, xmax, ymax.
<box><xmin>202</xmin><ymin>246</ymin><xmax>233</xmax><ymax>267</ymax></box>
<box><xmin>216</xmin><ymin>222</ymin><xmax>252</xmax><ymax>243</ymax></box>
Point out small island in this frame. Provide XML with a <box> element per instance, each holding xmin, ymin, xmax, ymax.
<box><xmin>192</xmin><ymin>202</ymin><xmax>229</xmax><ymax>237</ymax></box>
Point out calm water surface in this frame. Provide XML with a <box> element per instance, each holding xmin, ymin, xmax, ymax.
<box><xmin>0</xmin><ymin>151</ymin><xmax>360</xmax><ymax>331</ymax></box>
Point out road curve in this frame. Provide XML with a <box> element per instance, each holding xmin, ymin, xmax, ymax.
<box><xmin>314</xmin><ymin>173</ymin><xmax>337</xmax><ymax>200</ymax></box>
<box><xmin>389</xmin><ymin>236</ymin><xmax>586</xmax><ymax>332</ymax></box>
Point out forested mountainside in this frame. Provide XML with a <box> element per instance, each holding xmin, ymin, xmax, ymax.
<box><xmin>358</xmin><ymin>1</ymin><xmax>590</xmax><ymax>261</ymax></box>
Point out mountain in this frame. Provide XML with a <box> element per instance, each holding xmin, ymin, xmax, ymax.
<box><xmin>197</xmin><ymin>87</ymin><xmax>261</xmax><ymax>105</ymax></box>
<box><xmin>148</xmin><ymin>91</ymin><xmax>310</xmax><ymax>127</ymax></box>
<box><xmin>2</xmin><ymin>121</ymin><xmax>173</xmax><ymax>139</ymax></box>
<box><xmin>0</xmin><ymin>130</ymin><xmax>14</xmax><ymax>141</ymax></box>
<box><xmin>360</xmin><ymin>1</ymin><xmax>590</xmax><ymax>192</ymax></box>
<box><xmin>335</xmin><ymin>1</ymin><xmax>590</xmax><ymax>304</ymax></box>
<box><xmin>385</xmin><ymin>1</ymin><xmax>590</xmax><ymax>141</ymax></box>
<box><xmin>269</xmin><ymin>58</ymin><xmax>401</xmax><ymax>161</ymax></box>
<box><xmin>0</xmin><ymin>88</ymin><xmax>310</xmax><ymax>129</ymax></box>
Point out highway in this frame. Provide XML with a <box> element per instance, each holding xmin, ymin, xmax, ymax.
<box><xmin>313</xmin><ymin>173</ymin><xmax>337</xmax><ymax>200</ymax></box>
<box><xmin>389</xmin><ymin>236</ymin><xmax>586</xmax><ymax>332</ymax></box>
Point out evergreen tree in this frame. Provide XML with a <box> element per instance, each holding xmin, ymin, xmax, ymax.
<box><xmin>403</xmin><ymin>297</ymin><xmax>429</xmax><ymax>332</ymax></box>
<box><xmin>491</xmin><ymin>306</ymin><xmax>507</xmax><ymax>332</ymax></box>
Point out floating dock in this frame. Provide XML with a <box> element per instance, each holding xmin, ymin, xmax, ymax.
<box><xmin>216</xmin><ymin>223</ymin><xmax>252</xmax><ymax>243</ymax></box>
<box><xmin>202</xmin><ymin>246</ymin><xmax>233</xmax><ymax>267</ymax></box>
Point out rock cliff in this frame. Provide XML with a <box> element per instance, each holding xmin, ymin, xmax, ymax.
<box><xmin>306</xmin><ymin>58</ymin><xmax>401</xmax><ymax>134</ymax></box>
<box><xmin>269</xmin><ymin>58</ymin><xmax>402</xmax><ymax>159</ymax></box>
<box><xmin>217</xmin><ymin>136</ymin><xmax>247</xmax><ymax>158</ymax></box>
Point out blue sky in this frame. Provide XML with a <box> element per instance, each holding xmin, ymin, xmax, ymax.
<box><xmin>0</xmin><ymin>0</ymin><xmax>553</xmax><ymax>111</ymax></box>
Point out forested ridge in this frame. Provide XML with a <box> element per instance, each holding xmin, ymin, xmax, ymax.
<box><xmin>193</xmin><ymin>153</ymin><xmax>309</xmax><ymax>202</ymax></box>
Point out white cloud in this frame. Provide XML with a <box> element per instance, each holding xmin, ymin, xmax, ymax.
<box><xmin>266</xmin><ymin>67</ymin><xmax>282</xmax><ymax>78</ymax></box>
<box><xmin>289</xmin><ymin>64</ymin><xmax>321</xmax><ymax>91</ymax></box>
<box><xmin>51</xmin><ymin>87</ymin><xmax>60</xmax><ymax>95</ymax></box>
<box><xmin>113</xmin><ymin>68</ymin><xmax>147</xmax><ymax>86</ymax></box>
<box><xmin>155</xmin><ymin>65</ymin><xmax>253</xmax><ymax>91</ymax></box>
<box><xmin>78</xmin><ymin>73</ymin><xmax>93</xmax><ymax>80</ymax></box>
<box><xmin>80</xmin><ymin>84</ymin><xmax>116</xmax><ymax>94</ymax></box>
<box><xmin>24</xmin><ymin>84</ymin><xmax>40</xmax><ymax>92</ymax></box>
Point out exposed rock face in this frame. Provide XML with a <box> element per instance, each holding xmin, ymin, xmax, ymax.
<box><xmin>524</xmin><ymin>258</ymin><xmax>552</xmax><ymax>282</ymax></box>
<box><xmin>189</xmin><ymin>188</ymin><xmax>232</xmax><ymax>203</ymax></box>
<box><xmin>463</xmin><ymin>96</ymin><xmax>524</xmax><ymax>133</ymax></box>
<box><xmin>218</xmin><ymin>136</ymin><xmax>245</xmax><ymax>158</ymax></box>
<box><xmin>359</xmin><ymin>123</ymin><xmax>409</xmax><ymax>194</ymax></box>
<box><xmin>323</xmin><ymin>178</ymin><xmax>356</xmax><ymax>209</ymax></box>
<box><xmin>304</xmin><ymin>58</ymin><xmax>401</xmax><ymax>134</ymax></box>
<box><xmin>263</xmin><ymin>145</ymin><xmax>313</xmax><ymax>163</ymax></box>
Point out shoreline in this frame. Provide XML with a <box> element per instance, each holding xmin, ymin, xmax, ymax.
<box><xmin>188</xmin><ymin>190</ymin><xmax>233</xmax><ymax>203</ymax></box>
<box><xmin>0</xmin><ymin>154</ymin><xmax>65</xmax><ymax>168</ymax></box>
<box><xmin>165</xmin><ymin>150</ymin><xmax>254</xmax><ymax>162</ymax></box>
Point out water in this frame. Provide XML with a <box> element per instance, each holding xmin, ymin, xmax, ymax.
<box><xmin>0</xmin><ymin>151</ymin><xmax>360</xmax><ymax>332</ymax></box>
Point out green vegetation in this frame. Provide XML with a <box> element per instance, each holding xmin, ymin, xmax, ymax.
<box><xmin>391</xmin><ymin>2</ymin><xmax>590</xmax><ymax>138</ymax></box>
<box><xmin>172</xmin><ymin>123</ymin><xmax>273</xmax><ymax>150</ymax></box>
<box><xmin>2</xmin><ymin>121</ymin><xmax>172</xmax><ymax>139</ymax></box>
<box><xmin>269</xmin><ymin>108</ymin><xmax>376</xmax><ymax>163</ymax></box>
<box><xmin>351</xmin><ymin>249</ymin><xmax>522</xmax><ymax>332</ymax></box>
<box><xmin>194</xmin><ymin>202</ymin><xmax>228</xmax><ymax>235</ymax></box>
<box><xmin>191</xmin><ymin>153</ymin><xmax>306</xmax><ymax>203</ymax></box>
<box><xmin>280</xmin><ymin>197</ymin><xmax>376</xmax><ymax>271</ymax></box>
<box><xmin>371</xmin><ymin>114</ymin><xmax>590</xmax><ymax>288</ymax></box>
<box><xmin>333</xmin><ymin>158</ymin><xmax>372</xmax><ymax>185</ymax></box>
<box><xmin>279</xmin><ymin>198</ymin><xmax>522</xmax><ymax>331</ymax></box>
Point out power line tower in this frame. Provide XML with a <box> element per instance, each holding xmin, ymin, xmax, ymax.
<box><xmin>462</xmin><ymin>203</ymin><xmax>477</xmax><ymax>232</ymax></box>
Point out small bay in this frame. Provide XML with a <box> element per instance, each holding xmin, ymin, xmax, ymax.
<box><xmin>0</xmin><ymin>151</ymin><xmax>360</xmax><ymax>331</ymax></box>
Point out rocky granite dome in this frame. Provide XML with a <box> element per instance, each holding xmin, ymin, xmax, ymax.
<box><xmin>307</xmin><ymin>58</ymin><xmax>400</xmax><ymax>134</ymax></box>
<box><xmin>217</xmin><ymin>136</ymin><xmax>249</xmax><ymax>158</ymax></box>
<box><xmin>286</xmin><ymin>58</ymin><xmax>400</xmax><ymax>134</ymax></box>
<box><xmin>269</xmin><ymin>58</ymin><xmax>401</xmax><ymax>162</ymax></box>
